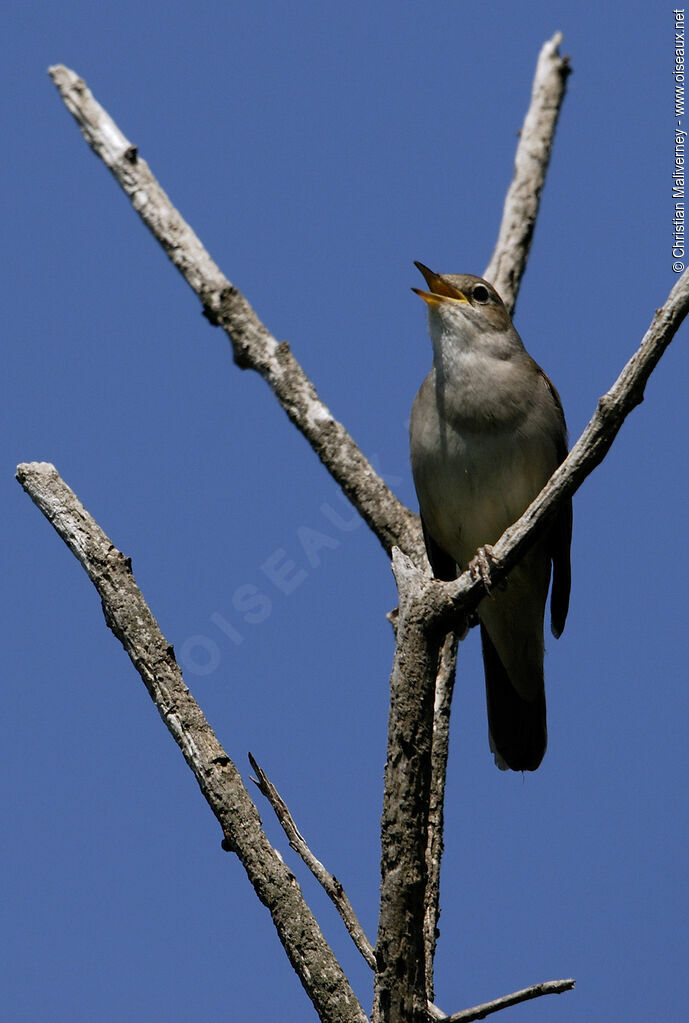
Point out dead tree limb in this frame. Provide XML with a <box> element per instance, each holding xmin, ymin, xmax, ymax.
<box><xmin>444</xmin><ymin>977</ymin><xmax>575</xmax><ymax>1023</ymax></box>
<box><xmin>483</xmin><ymin>32</ymin><xmax>571</xmax><ymax>313</ymax></box>
<box><xmin>249</xmin><ymin>752</ymin><xmax>376</xmax><ymax>970</ymax></box>
<box><xmin>47</xmin><ymin>63</ymin><xmax>422</xmax><ymax>566</ymax></box>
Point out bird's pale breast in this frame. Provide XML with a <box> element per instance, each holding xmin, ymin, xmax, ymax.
<box><xmin>410</xmin><ymin>359</ymin><xmax>561</xmax><ymax>568</ymax></box>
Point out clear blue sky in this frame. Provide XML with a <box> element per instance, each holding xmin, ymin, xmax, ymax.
<box><xmin>4</xmin><ymin>2</ymin><xmax>687</xmax><ymax>1021</ymax></box>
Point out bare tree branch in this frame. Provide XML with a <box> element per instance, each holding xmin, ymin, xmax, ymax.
<box><xmin>15</xmin><ymin>462</ymin><xmax>368</xmax><ymax>1023</ymax></box>
<box><xmin>248</xmin><ymin>752</ymin><xmax>377</xmax><ymax>971</ymax></box>
<box><xmin>483</xmin><ymin>31</ymin><xmax>570</xmax><ymax>313</ymax></box>
<box><xmin>47</xmin><ymin>63</ymin><xmax>423</xmax><ymax>567</ymax></box>
<box><xmin>443</xmin><ymin>978</ymin><xmax>575</xmax><ymax>1023</ymax></box>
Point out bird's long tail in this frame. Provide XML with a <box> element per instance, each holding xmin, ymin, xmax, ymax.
<box><xmin>480</xmin><ymin>624</ymin><xmax>547</xmax><ymax>771</ymax></box>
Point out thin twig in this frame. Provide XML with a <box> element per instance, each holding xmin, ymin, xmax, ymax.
<box><xmin>15</xmin><ymin>462</ymin><xmax>368</xmax><ymax>1023</ymax></box>
<box><xmin>444</xmin><ymin>977</ymin><xmax>575</xmax><ymax>1022</ymax></box>
<box><xmin>483</xmin><ymin>32</ymin><xmax>571</xmax><ymax>313</ymax></box>
<box><xmin>248</xmin><ymin>752</ymin><xmax>376</xmax><ymax>970</ymax></box>
<box><xmin>47</xmin><ymin>63</ymin><xmax>423</xmax><ymax>567</ymax></box>
<box><xmin>424</xmin><ymin>631</ymin><xmax>458</xmax><ymax>1003</ymax></box>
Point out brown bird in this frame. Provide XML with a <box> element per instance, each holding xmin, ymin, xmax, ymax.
<box><xmin>409</xmin><ymin>262</ymin><xmax>572</xmax><ymax>770</ymax></box>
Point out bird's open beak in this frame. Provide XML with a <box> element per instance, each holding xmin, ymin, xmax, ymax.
<box><xmin>412</xmin><ymin>261</ymin><xmax>468</xmax><ymax>305</ymax></box>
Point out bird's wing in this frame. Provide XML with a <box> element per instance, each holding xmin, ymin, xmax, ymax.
<box><xmin>550</xmin><ymin>497</ymin><xmax>572</xmax><ymax>638</ymax></box>
<box><xmin>538</xmin><ymin>368</ymin><xmax>572</xmax><ymax>638</ymax></box>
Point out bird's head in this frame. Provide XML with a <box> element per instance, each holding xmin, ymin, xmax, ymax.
<box><xmin>412</xmin><ymin>262</ymin><xmax>514</xmax><ymax>338</ymax></box>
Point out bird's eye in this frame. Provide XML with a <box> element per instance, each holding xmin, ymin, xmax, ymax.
<box><xmin>472</xmin><ymin>284</ymin><xmax>489</xmax><ymax>304</ymax></box>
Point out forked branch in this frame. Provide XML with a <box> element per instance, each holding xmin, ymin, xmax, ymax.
<box><xmin>249</xmin><ymin>752</ymin><xmax>376</xmax><ymax>970</ymax></box>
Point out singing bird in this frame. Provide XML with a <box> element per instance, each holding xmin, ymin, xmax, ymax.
<box><xmin>409</xmin><ymin>262</ymin><xmax>572</xmax><ymax>771</ymax></box>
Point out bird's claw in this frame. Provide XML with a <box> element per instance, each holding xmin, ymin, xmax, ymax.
<box><xmin>469</xmin><ymin>545</ymin><xmax>499</xmax><ymax>594</ymax></box>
